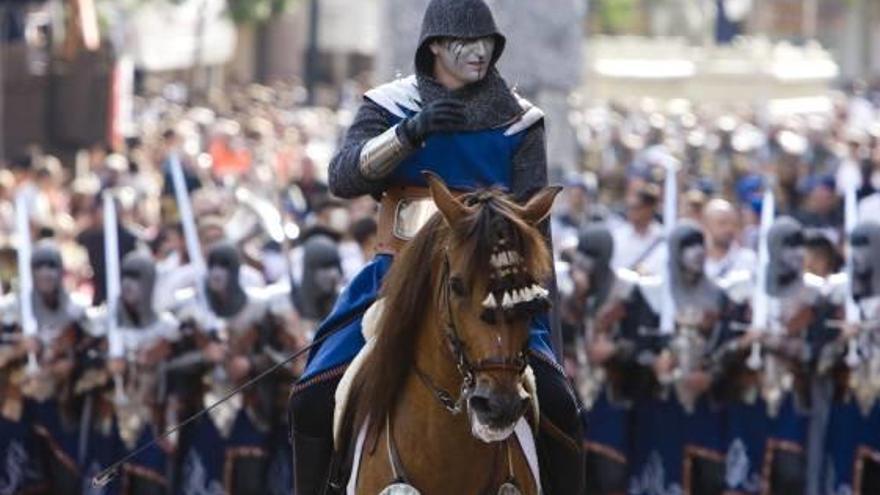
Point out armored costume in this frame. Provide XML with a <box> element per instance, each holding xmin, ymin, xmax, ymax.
<box><xmin>173</xmin><ymin>242</ymin><xmax>295</xmax><ymax>495</ymax></box>
<box><xmin>292</xmin><ymin>234</ymin><xmax>343</xmax><ymax>329</ymax></box>
<box><xmin>88</xmin><ymin>252</ymin><xmax>180</xmax><ymax>495</ymax></box>
<box><xmin>627</xmin><ymin>222</ymin><xmax>730</xmax><ymax>495</ymax></box>
<box><xmin>712</xmin><ymin>268</ymin><xmax>765</xmax><ymax>494</ymax></box>
<box><xmin>821</xmin><ymin>221</ymin><xmax>880</xmax><ymax>494</ymax></box>
<box><xmin>289</xmin><ymin>1</ymin><xmax>583</xmax><ymax>493</ymax></box>
<box><xmin>0</xmin><ymin>241</ymin><xmax>89</xmax><ymax>494</ymax></box>
<box><xmin>757</xmin><ymin>217</ymin><xmax>833</xmax><ymax>494</ymax></box>
<box><xmin>560</xmin><ymin>224</ymin><xmax>632</xmax><ymax>494</ymax></box>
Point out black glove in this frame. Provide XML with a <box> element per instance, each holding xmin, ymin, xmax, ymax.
<box><xmin>401</xmin><ymin>98</ymin><xmax>466</xmax><ymax>144</ymax></box>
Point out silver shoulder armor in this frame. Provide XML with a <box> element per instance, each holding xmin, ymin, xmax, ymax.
<box><xmin>803</xmin><ymin>272</ymin><xmax>828</xmax><ymax>305</ymax></box>
<box><xmin>364</xmin><ymin>75</ymin><xmax>421</xmax><ymax>119</ymax></box>
<box><xmin>83</xmin><ymin>305</ymin><xmax>109</xmax><ymax>337</ymax></box>
<box><xmin>358</xmin><ymin>125</ymin><xmax>416</xmax><ymax>180</ymax></box>
<box><xmin>718</xmin><ymin>269</ymin><xmax>754</xmax><ymax>305</ymax></box>
<box><xmin>0</xmin><ymin>294</ymin><xmax>19</xmax><ymax>326</ymax></box>
<box><xmin>263</xmin><ymin>281</ymin><xmax>295</xmax><ymax>318</ymax></box>
<box><xmin>824</xmin><ymin>272</ymin><xmax>849</xmax><ymax>306</ymax></box>
<box><xmin>615</xmin><ymin>268</ymin><xmax>641</xmax><ymax>300</ymax></box>
<box><xmin>505</xmin><ymin>94</ymin><xmax>545</xmax><ymax>136</ymax></box>
<box><xmin>635</xmin><ymin>273</ymin><xmax>665</xmax><ymax>314</ymax></box>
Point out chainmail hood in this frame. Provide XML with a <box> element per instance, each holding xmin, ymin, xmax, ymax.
<box><xmin>413</xmin><ymin>0</ymin><xmax>522</xmax><ymax>130</ymax></box>
<box><xmin>415</xmin><ymin>0</ymin><xmax>506</xmax><ymax>75</ymax></box>
<box><xmin>295</xmin><ymin>234</ymin><xmax>342</xmax><ymax>321</ymax></box>
<box><xmin>30</xmin><ymin>240</ymin><xmax>71</xmax><ymax>325</ymax></box>
<box><xmin>118</xmin><ymin>251</ymin><xmax>158</xmax><ymax>327</ymax></box>
<box><xmin>205</xmin><ymin>242</ymin><xmax>248</xmax><ymax>318</ymax></box>
<box><xmin>851</xmin><ymin>221</ymin><xmax>880</xmax><ymax>300</ymax></box>
<box><xmin>667</xmin><ymin>220</ymin><xmax>721</xmax><ymax>312</ymax></box>
<box><xmin>766</xmin><ymin>216</ymin><xmax>804</xmax><ymax>297</ymax></box>
<box><xmin>576</xmin><ymin>223</ymin><xmax>614</xmax><ymax>312</ymax></box>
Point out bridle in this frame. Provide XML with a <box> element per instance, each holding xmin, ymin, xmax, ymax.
<box><xmin>414</xmin><ymin>251</ymin><xmax>528</xmax><ymax>415</ymax></box>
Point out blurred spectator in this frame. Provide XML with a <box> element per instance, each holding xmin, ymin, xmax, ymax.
<box><xmin>74</xmin><ymin>196</ymin><xmax>139</xmax><ymax>304</ymax></box>
<box><xmin>703</xmin><ymin>198</ymin><xmax>756</xmax><ymax>281</ymax></box>
<box><xmin>804</xmin><ymin>230</ymin><xmax>843</xmax><ymax>278</ymax></box>
<box><xmin>794</xmin><ymin>174</ymin><xmax>843</xmax><ymax>242</ymax></box>
<box><xmin>611</xmin><ymin>183</ymin><xmax>663</xmax><ymax>275</ymax></box>
<box><xmin>341</xmin><ymin>217</ymin><xmax>377</xmax><ymax>283</ymax></box>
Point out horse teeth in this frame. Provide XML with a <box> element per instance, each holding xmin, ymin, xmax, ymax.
<box><xmin>482</xmin><ymin>293</ymin><xmax>497</xmax><ymax>309</ymax></box>
<box><xmin>502</xmin><ymin>292</ymin><xmax>514</xmax><ymax>308</ymax></box>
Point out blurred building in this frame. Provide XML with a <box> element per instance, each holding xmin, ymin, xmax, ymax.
<box><xmin>2</xmin><ymin>0</ymin><xmax>115</xmax><ymax>161</ymax></box>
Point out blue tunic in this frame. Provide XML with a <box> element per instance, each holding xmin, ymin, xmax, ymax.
<box><xmin>824</xmin><ymin>399</ymin><xmax>864</xmax><ymax>494</ymax></box>
<box><xmin>724</xmin><ymin>399</ymin><xmax>770</xmax><ymax>493</ymax></box>
<box><xmin>303</xmin><ymin>113</ymin><xmax>555</xmax><ymax>381</ymax></box>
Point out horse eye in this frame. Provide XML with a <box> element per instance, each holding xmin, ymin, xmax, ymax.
<box><xmin>450</xmin><ymin>277</ymin><xmax>467</xmax><ymax>297</ymax></box>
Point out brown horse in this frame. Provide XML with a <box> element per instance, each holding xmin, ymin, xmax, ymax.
<box><xmin>339</xmin><ymin>174</ymin><xmax>560</xmax><ymax>494</ymax></box>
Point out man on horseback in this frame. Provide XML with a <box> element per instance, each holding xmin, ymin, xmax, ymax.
<box><xmin>289</xmin><ymin>0</ymin><xmax>584</xmax><ymax>493</ymax></box>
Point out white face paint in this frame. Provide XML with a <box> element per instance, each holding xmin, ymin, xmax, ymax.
<box><xmin>780</xmin><ymin>246</ymin><xmax>805</xmax><ymax>275</ymax></box>
<box><xmin>207</xmin><ymin>266</ymin><xmax>230</xmax><ymax>294</ymax></box>
<box><xmin>33</xmin><ymin>264</ymin><xmax>61</xmax><ymax>297</ymax></box>
<box><xmin>853</xmin><ymin>245</ymin><xmax>873</xmax><ymax>277</ymax></box>
<box><xmin>120</xmin><ymin>276</ymin><xmax>143</xmax><ymax>308</ymax></box>
<box><xmin>680</xmin><ymin>244</ymin><xmax>707</xmax><ymax>275</ymax></box>
<box><xmin>314</xmin><ymin>267</ymin><xmax>342</xmax><ymax>294</ymax></box>
<box><xmin>431</xmin><ymin>36</ymin><xmax>496</xmax><ymax>85</ymax></box>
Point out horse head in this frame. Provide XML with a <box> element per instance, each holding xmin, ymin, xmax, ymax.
<box><xmin>425</xmin><ymin>173</ymin><xmax>560</xmax><ymax>442</ymax></box>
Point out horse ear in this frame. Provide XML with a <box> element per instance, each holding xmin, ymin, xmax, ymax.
<box><xmin>518</xmin><ymin>186</ymin><xmax>563</xmax><ymax>226</ymax></box>
<box><xmin>424</xmin><ymin>172</ymin><xmax>470</xmax><ymax>225</ymax></box>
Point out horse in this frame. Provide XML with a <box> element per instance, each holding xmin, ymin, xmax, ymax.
<box><xmin>337</xmin><ymin>173</ymin><xmax>561</xmax><ymax>494</ymax></box>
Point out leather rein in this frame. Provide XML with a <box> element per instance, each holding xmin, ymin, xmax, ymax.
<box><xmin>414</xmin><ymin>251</ymin><xmax>528</xmax><ymax>415</ymax></box>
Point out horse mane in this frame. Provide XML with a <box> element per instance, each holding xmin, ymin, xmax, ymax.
<box><xmin>339</xmin><ymin>188</ymin><xmax>551</xmax><ymax>451</ymax></box>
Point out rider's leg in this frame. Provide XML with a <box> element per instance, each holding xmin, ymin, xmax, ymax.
<box><xmin>530</xmin><ymin>352</ymin><xmax>586</xmax><ymax>495</ymax></box>
<box><xmin>289</xmin><ymin>370</ymin><xmax>345</xmax><ymax>495</ymax></box>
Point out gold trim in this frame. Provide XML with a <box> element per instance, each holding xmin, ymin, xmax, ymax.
<box><xmin>33</xmin><ymin>424</ymin><xmax>79</xmax><ymax>476</ymax></box>
<box><xmin>760</xmin><ymin>438</ymin><xmax>803</xmax><ymax>495</ymax></box>
<box><xmin>584</xmin><ymin>440</ymin><xmax>627</xmax><ymax>465</ymax></box>
<box><xmin>682</xmin><ymin>445</ymin><xmax>725</xmax><ymax>495</ymax></box>
<box><xmin>854</xmin><ymin>445</ymin><xmax>880</xmax><ymax>495</ymax></box>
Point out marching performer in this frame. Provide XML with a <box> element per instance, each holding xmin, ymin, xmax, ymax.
<box><xmin>173</xmin><ymin>241</ymin><xmax>297</xmax><ymax>495</ymax></box>
<box><xmin>628</xmin><ymin>221</ymin><xmax>730</xmax><ymax>495</ymax></box>
<box><xmin>87</xmin><ymin>251</ymin><xmax>181</xmax><ymax>495</ymax></box>
<box><xmin>3</xmin><ymin>194</ymin><xmax>93</xmax><ymax>494</ymax></box>
<box><xmin>846</xmin><ymin>221</ymin><xmax>880</xmax><ymax>493</ymax></box>
<box><xmin>288</xmin><ymin>0</ymin><xmax>583</xmax><ymax>493</ymax></box>
<box><xmin>0</xmin><ymin>239</ymin><xmax>90</xmax><ymax>494</ymax></box>
<box><xmin>820</xmin><ymin>219</ymin><xmax>880</xmax><ymax>494</ymax></box>
<box><xmin>713</xmin><ymin>185</ymin><xmax>775</xmax><ymax>495</ymax></box>
<box><xmin>562</xmin><ymin>224</ymin><xmax>632</xmax><ymax>494</ymax></box>
<box><xmin>291</xmin><ymin>233</ymin><xmax>344</xmax><ymax>333</ymax></box>
<box><xmin>753</xmin><ymin>216</ymin><xmax>832</xmax><ymax>493</ymax></box>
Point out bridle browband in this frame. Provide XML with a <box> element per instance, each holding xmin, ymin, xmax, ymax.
<box><xmin>415</xmin><ymin>251</ymin><xmax>528</xmax><ymax>415</ymax></box>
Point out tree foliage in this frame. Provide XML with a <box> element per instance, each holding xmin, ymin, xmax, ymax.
<box><xmin>226</xmin><ymin>0</ymin><xmax>298</xmax><ymax>24</ymax></box>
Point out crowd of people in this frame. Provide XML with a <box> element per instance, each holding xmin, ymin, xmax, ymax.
<box><xmin>0</xmin><ymin>81</ymin><xmax>374</xmax><ymax>495</ymax></box>
<box><xmin>555</xmin><ymin>85</ymin><xmax>880</xmax><ymax>493</ymax></box>
<box><xmin>1</xmin><ymin>70</ymin><xmax>880</xmax><ymax>494</ymax></box>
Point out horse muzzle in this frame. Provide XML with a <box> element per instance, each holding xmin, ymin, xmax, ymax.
<box><xmin>467</xmin><ymin>377</ymin><xmax>529</xmax><ymax>443</ymax></box>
